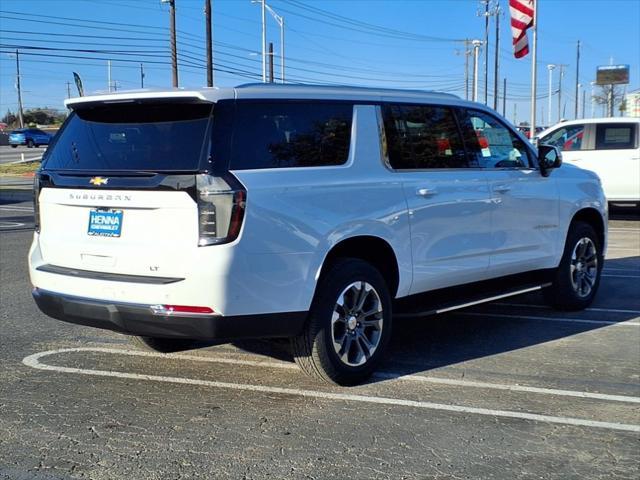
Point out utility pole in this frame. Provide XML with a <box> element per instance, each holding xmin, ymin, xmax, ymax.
<box><xmin>557</xmin><ymin>64</ymin><xmax>566</xmax><ymax>122</ymax></box>
<box><xmin>161</xmin><ymin>0</ymin><xmax>178</xmax><ymax>87</ymax></box>
<box><xmin>13</xmin><ymin>50</ymin><xmax>25</xmax><ymax>128</ymax></box>
<box><xmin>493</xmin><ymin>3</ymin><xmax>500</xmax><ymax>110</ymax></box>
<box><xmin>502</xmin><ymin>77</ymin><xmax>506</xmax><ymax>117</ymax></box>
<box><xmin>482</xmin><ymin>0</ymin><xmax>489</xmax><ymax>105</ymax></box>
<box><xmin>590</xmin><ymin>81</ymin><xmax>595</xmax><ymax>118</ymax></box>
<box><xmin>268</xmin><ymin>42</ymin><xmax>274</xmax><ymax>83</ymax></box>
<box><xmin>547</xmin><ymin>64</ymin><xmax>555</xmax><ymax>126</ymax></box>
<box><xmin>66</xmin><ymin>81</ymin><xmax>71</xmax><ymax>99</ymax></box>
<box><xmin>205</xmin><ymin>0</ymin><xmax>213</xmax><ymax>87</ymax></box>
<box><xmin>463</xmin><ymin>39</ymin><xmax>471</xmax><ymax>100</ymax></box>
<box><xmin>581</xmin><ymin>88</ymin><xmax>586</xmax><ymax>119</ymax></box>
<box><xmin>574</xmin><ymin>40</ymin><xmax>580</xmax><ymax>119</ymax></box>
<box><xmin>261</xmin><ymin>0</ymin><xmax>266</xmax><ymax>82</ymax></box>
<box><xmin>472</xmin><ymin>40</ymin><xmax>482</xmax><ymax>102</ymax></box>
<box><xmin>169</xmin><ymin>0</ymin><xmax>178</xmax><ymax>87</ymax></box>
<box><xmin>140</xmin><ymin>63</ymin><xmax>145</xmax><ymax>88</ymax></box>
<box><xmin>108</xmin><ymin>60</ymin><xmax>112</xmax><ymax>92</ymax></box>
<box><xmin>513</xmin><ymin>102</ymin><xmax>517</xmax><ymax>125</ymax></box>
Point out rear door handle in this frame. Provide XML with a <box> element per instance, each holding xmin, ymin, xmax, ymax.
<box><xmin>416</xmin><ymin>187</ymin><xmax>438</xmax><ymax>197</ymax></box>
<box><xmin>493</xmin><ymin>184</ymin><xmax>511</xmax><ymax>194</ymax></box>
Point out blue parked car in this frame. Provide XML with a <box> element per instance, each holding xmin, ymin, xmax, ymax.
<box><xmin>9</xmin><ymin>128</ymin><xmax>52</xmax><ymax>148</ymax></box>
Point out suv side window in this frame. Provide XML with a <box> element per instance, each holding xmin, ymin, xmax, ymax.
<box><xmin>381</xmin><ymin>104</ymin><xmax>467</xmax><ymax>169</ymax></box>
<box><xmin>230</xmin><ymin>101</ymin><xmax>353</xmax><ymax>170</ymax></box>
<box><xmin>595</xmin><ymin>123</ymin><xmax>637</xmax><ymax>150</ymax></box>
<box><xmin>539</xmin><ymin>124</ymin><xmax>586</xmax><ymax>151</ymax></box>
<box><xmin>458</xmin><ymin>109</ymin><xmax>531</xmax><ymax>168</ymax></box>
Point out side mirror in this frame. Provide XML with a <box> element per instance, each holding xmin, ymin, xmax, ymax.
<box><xmin>538</xmin><ymin>144</ymin><xmax>562</xmax><ymax>177</ymax></box>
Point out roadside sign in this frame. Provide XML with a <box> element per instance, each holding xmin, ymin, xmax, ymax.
<box><xmin>596</xmin><ymin>65</ymin><xmax>630</xmax><ymax>85</ymax></box>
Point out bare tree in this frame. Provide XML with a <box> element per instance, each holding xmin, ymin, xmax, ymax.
<box><xmin>593</xmin><ymin>84</ymin><xmax>626</xmax><ymax>117</ymax></box>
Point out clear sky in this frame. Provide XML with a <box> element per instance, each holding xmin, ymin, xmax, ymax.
<box><xmin>1</xmin><ymin>0</ymin><xmax>639</xmax><ymax>126</ymax></box>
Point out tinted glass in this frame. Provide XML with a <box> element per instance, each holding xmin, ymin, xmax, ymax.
<box><xmin>230</xmin><ymin>102</ymin><xmax>352</xmax><ymax>170</ymax></box>
<box><xmin>459</xmin><ymin>109</ymin><xmax>530</xmax><ymax>168</ymax></box>
<box><xmin>382</xmin><ymin>104</ymin><xmax>466</xmax><ymax>169</ymax></box>
<box><xmin>42</xmin><ymin>102</ymin><xmax>212</xmax><ymax>171</ymax></box>
<box><xmin>539</xmin><ymin>124</ymin><xmax>585</xmax><ymax>151</ymax></box>
<box><xmin>595</xmin><ymin>123</ymin><xmax>636</xmax><ymax>150</ymax></box>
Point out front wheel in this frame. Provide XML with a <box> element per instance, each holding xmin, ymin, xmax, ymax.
<box><xmin>544</xmin><ymin>221</ymin><xmax>603</xmax><ymax>311</ymax></box>
<box><xmin>26</xmin><ymin>139</ymin><xmax>34</xmax><ymax>148</ymax></box>
<box><xmin>291</xmin><ymin>258</ymin><xmax>392</xmax><ymax>385</ymax></box>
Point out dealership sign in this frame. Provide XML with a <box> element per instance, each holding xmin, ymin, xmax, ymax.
<box><xmin>596</xmin><ymin>65</ymin><xmax>630</xmax><ymax>85</ymax></box>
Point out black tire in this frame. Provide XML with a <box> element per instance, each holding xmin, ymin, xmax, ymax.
<box><xmin>543</xmin><ymin>221</ymin><xmax>603</xmax><ymax>311</ymax></box>
<box><xmin>26</xmin><ymin>139</ymin><xmax>34</xmax><ymax>148</ymax></box>
<box><xmin>10</xmin><ymin>145</ymin><xmax>17</xmax><ymax>148</ymax></box>
<box><xmin>130</xmin><ymin>335</ymin><xmax>195</xmax><ymax>353</ymax></box>
<box><xmin>290</xmin><ymin>258</ymin><xmax>392</xmax><ymax>385</ymax></box>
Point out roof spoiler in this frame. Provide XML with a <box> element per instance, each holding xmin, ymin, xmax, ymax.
<box><xmin>64</xmin><ymin>91</ymin><xmax>209</xmax><ymax>110</ymax></box>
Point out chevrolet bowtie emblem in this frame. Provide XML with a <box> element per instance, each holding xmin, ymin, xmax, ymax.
<box><xmin>89</xmin><ymin>177</ymin><xmax>109</xmax><ymax>186</ymax></box>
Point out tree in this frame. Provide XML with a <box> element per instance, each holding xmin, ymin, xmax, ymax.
<box><xmin>1</xmin><ymin>109</ymin><xmax>16</xmax><ymax>126</ymax></box>
<box><xmin>593</xmin><ymin>84</ymin><xmax>625</xmax><ymax>117</ymax></box>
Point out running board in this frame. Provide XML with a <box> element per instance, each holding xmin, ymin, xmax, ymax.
<box><xmin>394</xmin><ymin>272</ymin><xmax>554</xmax><ymax>319</ymax></box>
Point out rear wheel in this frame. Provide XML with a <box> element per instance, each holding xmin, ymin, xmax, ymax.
<box><xmin>291</xmin><ymin>258</ymin><xmax>392</xmax><ymax>385</ymax></box>
<box><xmin>26</xmin><ymin>139</ymin><xmax>34</xmax><ymax>148</ymax></box>
<box><xmin>10</xmin><ymin>145</ymin><xmax>17</xmax><ymax>148</ymax></box>
<box><xmin>130</xmin><ymin>335</ymin><xmax>195</xmax><ymax>353</ymax></box>
<box><xmin>544</xmin><ymin>221</ymin><xmax>603</xmax><ymax>311</ymax></box>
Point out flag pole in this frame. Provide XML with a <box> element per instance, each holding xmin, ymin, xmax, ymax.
<box><xmin>529</xmin><ymin>0</ymin><xmax>538</xmax><ymax>133</ymax></box>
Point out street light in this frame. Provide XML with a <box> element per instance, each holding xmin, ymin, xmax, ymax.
<box><xmin>264</xmin><ymin>3</ymin><xmax>284</xmax><ymax>83</ymax></box>
<box><xmin>252</xmin><ymin>1</ymin><xmax>284</xmax><ymax>83</ymax></box>
<box><xmin>471</xmin><ymin>40</ymin><xmax>483</xmax><ymax>102</ymax></box>
<box><xmin>547</xmin><ymin>64</ymin><xmax>556</xmax><ymax>126</ymax></box>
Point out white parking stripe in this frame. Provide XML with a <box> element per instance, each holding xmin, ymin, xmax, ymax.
<box><xmin>608</xmin><ymin>228</ymin><xmax>640</xmax><ymax>233</ymax></box>
<box><xmin>602</xmin><ymin>273</ymin><xmax>640</xmax><ymax>279</ymax></box>
<box><xmin>0</xmin><ymin>206</ymin><xmax>34</xmax><ymax>212</ymax></box>
<box><xmin>458</xmin><ymin>311</ymin><xmax>640</xmax><ymax>326</ymax></box>
<box><xmin>495</xmin><ymin>303</ymin><xmax>640</xmax><ymax>315</ymax></box>
<box><xmin>0</xmin><ymin>221</ymin><xmax>25</xmax><ymax>228</ymax></box>
<box><xmin>22</xmin><ymin>348</ymin><xmax>640</xmax><ymax>433</ymax></box>
<box><xmin>24</xmin><ymin>346</ymin><xmax>640</xmax><ymax>404</ymax></box>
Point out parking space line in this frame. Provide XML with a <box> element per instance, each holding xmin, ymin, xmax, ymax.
<box><xmin>0</xmin><ymin>221</ymin><xmax>25</xmax><ymax>228</ymax></box>
<box><xmin>22</xmin><ymin>348</ymin><xmax>640</xmax><ymax>433</ymax></box>
<box><xmin>495</xmin><ymin>303</ymin><xmax>640</xmax><ymax>315</ymax></box>
<box><xmin>602</xmin><ymin>273</ymin><xmax>640</xmax><ymax>278</ymax></box>
<box><xmin>608</xmin><ymin>228</ymin><xmax>640</xmax><ymax>233</ymax></box>
<box><xmin>23</xmin><ymin>346</ymin><xmax>640</xmax><ymax>404</ymax></box>
<box><xmin>458</xmin><ymin>311</ymin><xmax>640</xmax><ymax>326</ymax></box>
<box><xmin>0</xmin><ymin>206</ymin><xmax>34</xmax><ymax>212</ymax></box>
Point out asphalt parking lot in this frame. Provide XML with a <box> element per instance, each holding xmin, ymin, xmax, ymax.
<box><xmin>1</xmin><ymin>195</ymin><xmax>638</xmax><ymax>479</ymax></box>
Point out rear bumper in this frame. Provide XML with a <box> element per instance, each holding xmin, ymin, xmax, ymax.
<box><xmin>33</xmin><ymin>288</ymin><xmax>306</xmax><ymax>340</ymax></box>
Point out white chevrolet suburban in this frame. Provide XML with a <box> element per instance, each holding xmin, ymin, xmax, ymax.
<box><xmin>29</xmin><ymin>84</ymin><xmax>607</xmax><ymax>385</ymax></box>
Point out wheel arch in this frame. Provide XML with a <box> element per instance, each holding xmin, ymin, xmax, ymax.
<box><xmin>570</xmin><ymin>207</ymin><xmax>606</xmax><ymax>250</ymax></box>
<box><xmin>317</xmin><ymin>235</ymin><xmax>400</xmax><ymax>298</ymax></box>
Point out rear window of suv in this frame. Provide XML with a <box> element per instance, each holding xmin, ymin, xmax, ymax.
<box><xmin>595</xmin><ymin>123</ymin><xmax>637</xmax><ymax>150</ymax></box>
<box><xmin>42</xmin><ymin>101</ymin><xmax>213</xmax><ymax>171</ymax></box>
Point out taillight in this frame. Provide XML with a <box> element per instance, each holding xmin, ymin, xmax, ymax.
<box><xmin>150</xmin><ymin>304</ymin><xmax>215</xmax><ymax>316</ymax></box>
<box><xmin>33</xmin><ymin>174</ymin><xmax>41</xmax><ymax>233</ymax></box>
<box><xmin>196</xmin><ymin>173</ymin><xmax>246</xmax><ymax>246</ymax></box>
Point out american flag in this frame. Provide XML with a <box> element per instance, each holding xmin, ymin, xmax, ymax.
<box><xmin>509</xmin><ymin>0</ymin><xmax>535</xmax><ymax>58</ymax></box>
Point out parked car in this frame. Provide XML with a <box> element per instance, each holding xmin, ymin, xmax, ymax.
<box><xmin>537</xmin><ymin>118</ymin><xmax>640</xmax><ymax>206</ymax></box>
<box><xmin>29</xmin><ymin>84</ymin><xmax>607</xmax><ymax>385</ymax></box>
<box><xmin>517</xmin><ymin>125</ymin><xmax>546</xmax><ymax>139</ymax></box>
<box><xmin>9</xmin><ymin>128</ymin><xmax>52</xmax><ymax>148</ymax></box>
